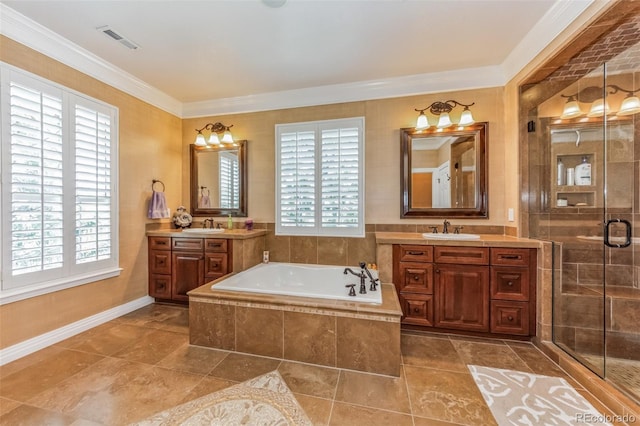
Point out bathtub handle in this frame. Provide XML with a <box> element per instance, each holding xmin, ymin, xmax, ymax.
<box><xmin>345</xmin><ymin>284</ymin><xmax>356</xmax><ymax>297</ymax></box>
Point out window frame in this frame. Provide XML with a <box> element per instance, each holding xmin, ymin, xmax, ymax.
<box><xmin>275</xmin><ymin>117</ymin><xmax>365</xmax><ymax>238</ymax></box>
<box><xmin>0</xmin><ymin>63</ymin><xmax>120</xmax><ymax>305</ymax></box>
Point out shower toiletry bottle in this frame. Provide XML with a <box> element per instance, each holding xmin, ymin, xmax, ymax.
<box><xmin>227</xmin><ymin>214</ymin><xmax>233</xmax><ymax>230</ymax></box>
<box><xmin>575</xmin><ymin>156</ymin><xmax>591</xmax><ymax>186</ymax></box>
<box><xmin>566</xmin><ymin>168</ymin><xmax>575</xmax><ymax>186</ymax></box>
<box><xmin>557</xmin><ymin>159</ymin><xmax>566</xmax><ymax>185</ymax></box>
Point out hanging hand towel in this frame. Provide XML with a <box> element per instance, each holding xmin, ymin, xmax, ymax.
<box><xmin>148</xmin><ymin>190</ymin><xmax>170</xmax><ymax>219</ymax></box>
<box><xmin>199</xmin><ymin>188</ymin><xmax>211</xmax><ymax>208</ymax></box>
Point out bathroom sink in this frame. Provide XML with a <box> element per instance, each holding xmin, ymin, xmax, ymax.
<box><xmin>422</xmin><ymin>233</ymin><xmax>481</xmax><ymax>241</ymax></box>
<box><xmin>182</xmin><ymin>228</ymin><xmax>225</xmax><ymax>234</ymax></box>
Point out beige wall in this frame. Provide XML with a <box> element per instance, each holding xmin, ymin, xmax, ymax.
<box><xmin>183</xmin><ymin>86</ymin><xmax>506</xmax><ymax>225</ymax></box>
<box><xmin>0</xmin><ymin>36</ymin><xmax>182</xmax><ymax>349</ymax></box>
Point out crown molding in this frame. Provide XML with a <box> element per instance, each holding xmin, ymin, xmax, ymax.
<box><xmin>0</xmin><ymin>4</ymin><xmax>183</xmax><ymax>117</ymax></box>
<box><xmin>501</xmin><ymin>0</ymin><xmax>601</xmax><ymax>83</ymax></box>
<box><xmin>182</xmin><ymin>66</ymin><xmax>505</xmax><ymax>118</ymax></box>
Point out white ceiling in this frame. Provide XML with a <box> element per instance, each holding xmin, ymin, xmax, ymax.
<box><xmin>0</xmin><ymin>0</ymin><xmax>595</xmax><ymax>117</ymax></box>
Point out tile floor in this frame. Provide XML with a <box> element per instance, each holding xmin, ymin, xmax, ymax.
<box><xmin>0</xmin><ymin>303</ymin><xmax>620</xmax><ymax>425</ymax></box>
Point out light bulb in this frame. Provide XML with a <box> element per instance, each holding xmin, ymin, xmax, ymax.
<box><xmin>560</xmin><ymin>100</ymin><xmax>583</xmax><ymax>119</ymax></box>
<box><xmin>616</xmin><ymin>95</ymin><xmax>640</xmax><ymax>116</ymax></box>
<box><xmin>195</xmin><ymin>133</ymin><xmax>207</xmax><ymax>146</ymax></box>
<box><xmin>458</xmin><ymin>108</ymin><xmax>475</xmax><ymax>126</ymax></box>
<box><xmin>208</xmin><ymin>132</ymin><xmax>221</xmax><ymax>145</ymax></box>
<box><xmin>437</xmin><ymin>112</ymin><xmax>452</xmax><ymax>129</ymax></box>
<box><xmin>587</xmin><ymin>98</ymin><xmax>610</xmax><ymax>117</ymax></box>
<box><xmin>416</xmin><ymin>112</ymin><xmax>430</xmax><ymax>129</ymax></box>
<box><xmin>221</xmin><ymin>129</ymin><xmax>234</xmax><ymax>143</ymax></box>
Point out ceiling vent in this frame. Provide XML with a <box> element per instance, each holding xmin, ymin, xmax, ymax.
<box><xmin>96</xmin><ymin>25</ymin><xmax>139</xmax><ymax>50</ymax></box>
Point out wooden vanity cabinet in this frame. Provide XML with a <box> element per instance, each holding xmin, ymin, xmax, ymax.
<box><xmin>434</xmin><ymin>246</ymin><xmax>490</xmax><ymax>332</ymax></box>
<box><xmin>148</xmin><ymin>236</ymin><xmax>232</xmax><ymax>303</ymax></box>
<box><xmin>393</xmin><ymin>244</ymin><xmax>536</xmax><ymax>338</ymax></box>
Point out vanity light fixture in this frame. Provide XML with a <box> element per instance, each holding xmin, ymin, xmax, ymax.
<box><xmin>560</xmin><ymin>85</ymin><xmax>640</xmax><ymax>119</ymax></box>
<box><xmin>414</xmin><ymin>100</ymin><xmax>475</xmax><ymax>130</ymax></box>
<box><xmin>194</xmin><ymin>122</ymin><xmax>234</xmax><ymax>147</ymax></box>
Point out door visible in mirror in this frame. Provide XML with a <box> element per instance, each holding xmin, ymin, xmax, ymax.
<box><xmin>190</xmin><ymin>141</ymin><xmax>247</xmax><ymax>217</ymax></box>
<box><xmin>401</xmin><ymin>123</ymin><xmax>487</xmax><ymax>218</ymax></box>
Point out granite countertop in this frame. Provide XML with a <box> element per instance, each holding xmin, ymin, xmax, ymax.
<box><xmin>375</xmin><ymin>232</ymin><xmax>542</xmax><ymax>248</ymax></box>
<box><xmin>147</xmin><ymin>228</ymin><xmax>268</xmax><ymax>239</ymax></box>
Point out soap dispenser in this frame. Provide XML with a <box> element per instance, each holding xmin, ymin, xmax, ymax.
<box><xmin>227</xmin><ymin>214</ymin><xmax>233</xmax><ymax>230</ymax></box>
<box><xmin>575</xmin><ymin>156</ymin><xmax>591</xmax><ymax>186</ymax></box>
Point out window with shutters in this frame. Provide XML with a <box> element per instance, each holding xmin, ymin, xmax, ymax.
<box><xmin>0</xmin><ymin>64</ymin><xmax>120</xmax><ymax>303</ymax></box>
<box><xmin>275</xmin><ymin>117</ymin><xmax>364</xmax><ymax>237</ymax></box>
<box><xmin>219</xmin><ymin>151</ymin><xmax>239</xmax><ymax>209</ymax></box>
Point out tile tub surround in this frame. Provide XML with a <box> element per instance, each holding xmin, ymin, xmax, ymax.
<box><xmin>188</xmin><ymin>281</ymin><xmax>403</xmax><ymax>376</ymax></box>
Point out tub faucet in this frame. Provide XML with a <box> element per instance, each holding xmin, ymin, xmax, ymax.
<box><xmin>344</xmin><ymin>267</ymin><xmax>367</xmax><ymax>294</ymax></box>
<box><xmin>442</xmin><ymin>220</ymin><xmax>451</xmax><ymax>234</ymax></box>
<box><xmin>360</xmin><ymin>261</ymin><xmax>380</xmax><ymax>291</ymax></box>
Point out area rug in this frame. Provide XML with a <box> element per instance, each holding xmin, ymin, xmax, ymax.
<box><xmin>131</xmin><ymin>370</ymin><xmax>312</xmax><ymax>425</ymax></box>
<box><xmin>468</xmin><ymin>365</ymin><xmax>612</xmax><ymax>426</ymax></box>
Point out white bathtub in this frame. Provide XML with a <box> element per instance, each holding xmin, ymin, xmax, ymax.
<box><xmin>212</xmin><ymin>262</ymin><xmax>382</xmax><ymax>304</ymax></box>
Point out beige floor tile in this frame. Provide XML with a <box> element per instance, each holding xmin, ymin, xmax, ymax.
<box><xmin>328</xmin><ymin>402</ymin><xmax>413</xmax><ymax>426</ymax></box>
<box><xmin>111</xmin><ymin>328</ymin><xmax>188</xmax><ymax>364</ymax></box>
<box><xmin>450</xmin><ymin>339</ymin><xmax>532</xmax><ymax>372</ymax></box>
<box><xmin>118</xmin><ymin>303</ymin><xmax>189</xmax><ymax>332</ymax></box>
<box><xmin>506</xmin><ymin>341</ymin><xmax>583</xmax><ymax>388</ymax></box>
<box><xmin>294</xmin><ymin>393</ymin><xmax>332</xmax><ymax>426</ymax></box>
<box><xmin>0</xmin><ymin>345</ymin><xmax>67</xmax><ymax>380</ymax></box>
<box><xmin>401</xmin><ymin>334</ymin><xmax>467</xmax><ymax>372</ymax></box>
<box><xmin>0</xmin><ymin>349</ymin><xmax>104</xmax><ymax>402</ymax></box>
<box><xmin>209</xmin><ymin>352</ymin><xmax>281</xmax><ymax>382</ymax></box>
<box><xmin>413</xmin><ymin>415</ymin><xmax>469</xmax><ymax>425</ymax></box>
<box><xmin>28</xmin><ymin>357</ymin><xmax>203</xmax><ymax>425</ymax></box>
<box><xmin>404</xmin><ymin>365</ymin><xmax>497</xmax><ymax>425</ymax></box>
<box><xmin>0</xmin><ymin>404</ymin><xmax>82</xmax><ymax>425</ymax></box>
<box><xmin>334</xmin><ymin>367</ymin><xmax>411</xmax><ymax>414</ymax></box>
<box><xmin>156</xmin><ymin>342</ymin><xmax>228</xmax><ymax>374</ymax></box>
<box><xmin>178</xmin><ymin>375</ymin><xmax>237</xmax><ymax>403</ymax></box>
<box><xmin>0</xmin><ymin>397</ymin><xmax>21</xmax><ymax>417</ymax></box>
<box><xmin>56</xmin><ymin>323</ymin><xmax>152</xmax><ymax>356</ymax></box>
<box><xmin>278</xmin><ymin>361</ymin><xmax>340</xmax><ymax>399</ymax></box>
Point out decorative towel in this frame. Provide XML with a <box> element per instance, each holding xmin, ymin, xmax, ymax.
<box><xmin>199</xmin><ymin>188</ymin><xmax>211</xmax><ymax>208</ymax></box>
<box><xmin>148</xmin><ymin>190</ymin><xmax>170</xmax><ymax>219</ymax></box>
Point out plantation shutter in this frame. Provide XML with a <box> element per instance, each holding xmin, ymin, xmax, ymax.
<box><xmin>219</xmin><ymin>152</ymin><xmax>240</xmax><ymax>209</ymax></box>
<box><xmin>7</xmin><ymin>81</ymin><xmax>64</xmax><ymax>278</ymax></box>
<box><xmin>276</xmin><ymin>118</ymin><xmax>364</xmax><ymax>237</ymax></box>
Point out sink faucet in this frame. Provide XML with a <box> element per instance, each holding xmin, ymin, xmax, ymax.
<box><xmin>203</xmin><ymin>218</ymin><xmax>215</xmax><ymax>229</ymax></box>
<box><xmin>344</xmin><ymin>266</ymin><xmax>367</xmax><ymax>294</ymax></box>
<box><xmin>442</xmin><ymin>220</ymin><xmax>451</xmax><ymax>234</ymax></box>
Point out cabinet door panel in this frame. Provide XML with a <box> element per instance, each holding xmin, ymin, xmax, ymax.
<box><xmin>490</xmin><ymin>248</ymin><xmax>530</xmax><ymax>267</ymax></box>
<box><xmin>172</xmin><ymin>252</ymin><xmax>204</xmax><ymax>301</ymax></box>
<box><xmin>434</xmin><ymin>247</ymin><xmax>489</xmax><ymax>265</ymax></box>
<box><xmin>205</xmin><ymin>253</ymin><xmax>229</xmax><ymax>280</ymax></box>
<box><xmin>149</xmin><ymin>250</ymin><xmax>172</xmax><ymax>275</ymax></box>
<box><xmin>491</xmin><ymin>301</ymin><xmax>529</xmax><ymax>335</ymax></box>
<box><xmin>400</xmin><ymin>262</ymin><xmax>433</xmax><ymax>293</ymax></box>
<box><xmin>172</xmin><ymin>238</ymin><xmax>204</xmax><ymax>251</ymax></box>
<box><xmin>399</xmin><ymin>245</ymin><xmax>433</xmax><ymax>263</ymax></box>
<box><xmin>399</xmin><ymin>293</ymin><xmax>434</xmax><ymax>326</ymax></box>
<box><xmin>149</xmin><ymin>237</ymin><xmax>171</xmax><ymax>251</ymax></box>
<box><xmin>205</xmin><ymin>239</ymin><xmax>228</xmax><ymax>253</ymax></box>
<box><xmin>149</xmin><ymin>274</ymin><xmax>172</xmax><ymax>299</ymax></box>
<box><xmin>491</xmin><ymin>267</ymin><xmax>529</xmax><ymax>301</ymax></box>
<box><xmin>434</xmin><ymin>264</ymin><xmax>489</xmax><ymax>331</ymax></box>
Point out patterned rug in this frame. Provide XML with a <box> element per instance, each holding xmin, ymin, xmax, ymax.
<box><xmin>469</xmin><ymin>365</ymin><xmax>612</xmax><ymax>426</ymax></box>
<box><xmin>131</xmin><ymin>370</ymin><xmax>312</xmax><ymax>425</ymax></box>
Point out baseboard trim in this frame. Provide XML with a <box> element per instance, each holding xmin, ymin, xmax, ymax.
<box><xmin>0</xmin><ymin>296</ymin><xmax>154</xmax><ymax>366</ymax></box>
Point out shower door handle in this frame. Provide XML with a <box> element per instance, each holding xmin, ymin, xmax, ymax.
<box><xmin>604</xmin><ymin>219</ymin><xmax>632</xmax><ymax>248</ymax></box>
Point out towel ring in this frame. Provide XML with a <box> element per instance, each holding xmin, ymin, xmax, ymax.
<box><xmin>152</xmin><ymin>179</ymin><xmax>165</xmax><ymax>192</ymax></box>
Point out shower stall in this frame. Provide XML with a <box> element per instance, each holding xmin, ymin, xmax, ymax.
<box><xmin>523</xmin><ymin>22</ymin><xmax>639</xmax><ymax>403</ymax></box>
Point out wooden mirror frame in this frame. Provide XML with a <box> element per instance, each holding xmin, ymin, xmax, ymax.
<box><xmin>401</xmin><ymin>123</ymin><xmax>488</xmax><ymax>218</ymax></box>
<box><xmin>190</xmin><ymin>141</ymin><xmax>248</xmax><ymax>217</ymax></box>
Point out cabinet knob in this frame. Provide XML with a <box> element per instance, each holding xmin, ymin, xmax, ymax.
<box><xmin>413</xmin><ymin>275</ymin><xmax>420</xmax><ymax>281</ymax></box>
<box><xmin>507</xmin><ymin>315</ymin><xmax>514</xmax><ymax>321</ymax></box>
<box><xmin>435</xmin><ymin>269</ymin><xmax>440</xmax><ymax>273</ymax></box>
<box><xmin>413</xmin><ymin>307</ymin><xmax>420</xmax><ymax>313</ymax></box>
<box><xmin>507</xmin><ymin>281</ymin><xmax>514</xmax><ymax>286</ymax></box>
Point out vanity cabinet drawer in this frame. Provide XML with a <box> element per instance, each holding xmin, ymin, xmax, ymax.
<box><xmin>172</xmin><ymin>238</ymin><xmax>205</xmax><ymax>251</ymax></box>
<box><xmin>490</xmin><ymin>248</ymin><xmax>530</xmax><ymax>267</ymax></box>
<box><xmin>149</xmin><ymin>237</ymin><xmax>171</xmax><ymax>251</ymax></box>
<box><xmin>399</xmin><ymin>263</ymin><xmax>433</xmax><ymax>293</ymax></box>
<box><xmin>205</xmin><ymin>239</ymin><xmax>228</xmax><ymax>253</ymax></box>
<box><xmin>434</xmin><ymin>246</ymin><xmax>489</xmax><ymax>265</ymax></box>
<box><xmin>149</xmin><ymin>250</ymin><xmax>172</xmax><ymax>275</ymax></box>
<box><xmin>149</xmin><ymin>274</ymin><xmax>172</xmax><ymax>299</ymax></box>
<box><xmin>399</xmin><ymin>245</ymin><xmax>433</xmax><ymax>263</ymax></box>
<box><xmin>205</xmin><ymin>253</ymin><xmax>229</xmax><ymax>279</ymax></box>
<box><xmin>491</xmin><ymin>267</ymin><xmax>529</xmax><ymax>301</ymax></box>
<box><xmin>490</xmin><ymin>301</ymin><xmax>529</xmax><ymax>336</ymax></box>
<box><xmin>399</xmin><ymin>293</ymin><xmax>434</xmax><ymax>326</ymax></box>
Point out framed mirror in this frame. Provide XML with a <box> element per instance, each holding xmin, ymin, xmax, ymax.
<box><xmin>401</xmin><ymin>123</ymin><xmax>487</xmax><ymax>218</ymax></box>
<box><xmin>190</xmin><ymin>141</ymin><xmax>248</xmax><ymax>217</ymax></box>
